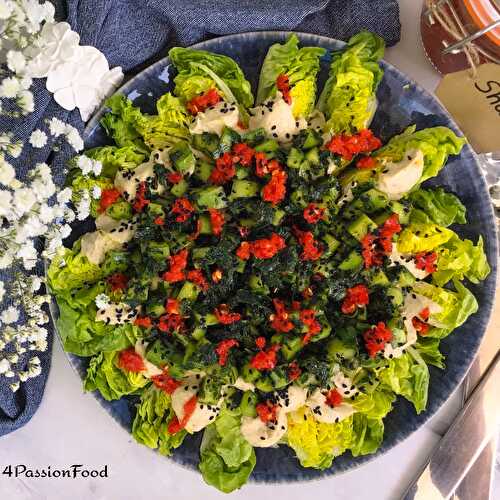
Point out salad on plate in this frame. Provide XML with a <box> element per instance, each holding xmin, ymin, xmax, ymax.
<box><xmin>48</xmin><ymin>31</ymin><xmax>490</xmax><ymax>492</ymax></box>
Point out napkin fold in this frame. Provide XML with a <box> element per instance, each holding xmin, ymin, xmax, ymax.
<box><xmin>0</xmin><ymin>0</ymin><xmax>400</xmax><ymax>436</ymax></box>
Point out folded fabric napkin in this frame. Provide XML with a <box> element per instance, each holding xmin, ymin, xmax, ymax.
<box><xmin>0</xmin><ymin>0</ymin><xmax>401</xmax><ymax>437</ymax></box>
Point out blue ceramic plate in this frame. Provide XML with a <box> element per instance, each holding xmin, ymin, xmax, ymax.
<box><xmin>59</xmin><ymin>32</ymin><xmax>497</xmax><ymax>483</ymax></box>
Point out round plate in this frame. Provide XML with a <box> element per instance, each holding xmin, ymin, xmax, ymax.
<box><xmin>59</xmin><ymin>31</ymin><xmax>498</xmax><ymax>483</ymax></box>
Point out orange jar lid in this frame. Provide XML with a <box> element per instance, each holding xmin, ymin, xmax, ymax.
<box><xmin>463</xmin><ymin>0</ymin><xmax>500</xmax><ymax>45</ymax></box>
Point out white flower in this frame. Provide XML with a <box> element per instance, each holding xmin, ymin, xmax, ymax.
<box><xmin>38</xmin><ymin>204</ymin><xmax>54</xmax><ymax>223</ymax></box>
<box><xmin>76</xmin><ymin>155</ymin><xmax>93</xmax><ymax>175</ymax></box>
<box><xmin>22</xmin><ymin>0</ymin><xmax>55</xmax><ymax>30</ymax></box>
<box><xmin>7</xmin><ymin>50</ymin><xmax>26</xmax><ymax>73</ymax></box>
<box><xmin>0</xmin><ymin>190</ymin><xmax>12</xmax><ymax>217</ymax></box>
<box><xmin>45</xmin><ymin>45</ymin><xmax>123</xmax><ymax>121</ymax></box>
<box><xmin>31</xmin><ymin>177</ymin><xmax>55</xmax><ymax>200</ymax></box>
<box><xmin>0</xmin><ymin>157</ymin><xmax>15</xmax><ymax>186</ymax></box>
<box><xmin>19</xmin><ymin>76</ymin><xmax>33</xmax><ymax>90</ymax></box>
<box><xmin>76</xmin><ymin>193</ymin><xmax>90</xmax><ymax>220</ymax></box>
<box><xmin>8</xmin><ymin>141</ymin><xmax>23</xmax><ymax>158</ymax></box>
<box><xmin>92</xmin><ymin>159</ymin><xmax>102</xmax><ymax>176</ymax></box>
<box><xmin>56</xmin><ymin>187</ymin><xmax>72</xmax><ymax>204</ymax></box>
<box><xmin>13</xmin><ymin>187</ymin><xmax>37</xmax><ymax>215</ymax></box>
<box><xmin>10</xmin><ymin>382</ymin><xmax>20</xmax><ymax>392</ymax></box>
<box><xmin>0</xmin><ymin>252</ymin><xmax>13</xmax><ymax>269</ymax></box>
<box><xmin>0</xmin><ymin>77</ymin><xmax>21</xmax><ymax>98</ymax></box>
<box><xmin>60</xmin><ymin>223</ymin><xmax>72</xmax><ymax>239</ymax></box>
<box><xmin>0</xmin><ymin>281</ymin><xmax>5</xmax><ymax>303</ymax></box>
<box><xmin>0</xmin><ymin>1</ymin><xmax>14</xmax><ymax>19</ymax></box>
<box><xmin>48</xmin><ymin>117</ymin><xmax>66</xmax><ymax>137</ymax></box>
<box><xmin>29</xmin><ymin>276</ymin><xmax>42</xmax><ymax>293</ymax></box>
<box><xmin>95</xmin><ymin>293</ymin><xmax>110</xmax><ymax>310</ymax></box>
<box><xmin>29</xmin><ymin>129</ymin><xmax>48</xmax><ymax>148</ymax></box>
<box><xmin>34</xmin><ymin>162</ymin><xmax>51</xmax><ymax>181</ymax></box>
<box><xmin>65</xmin><ymin>125</ymin><xmax>83</xmax><ymax>151</ymax></box>
<box><xmin>0</xmin><ymin>359</ymin><xmax>10</xmax><ymax>375</ymax></box>
<box><xmin>17</xmin><ymin>90</ymin><xmax>34</xmax><ymax>113</ymax></box>
<box><xmin>1</xmin><ymin>306</ymin><xmax>20</xmax><ymax>324</ymax></box>
<box><xmin>92</xmin><ymin>185</ymin><xmax>101</xmax><ymax>199</ymax></box>
<box><xmin>19</xmin><ymin>242</ymin><xmax>38</xmax><ymax>270</ymax></box>
<box><xmin>25</xmin><ymin>22</ymin><xmax>80</xmax><ymax>78</ymax></box>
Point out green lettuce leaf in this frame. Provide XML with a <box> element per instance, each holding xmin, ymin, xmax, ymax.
<box><xmin>56</xmin><ymin>296</ymin><xmax>138</xmax><ymax>356</ymax></box>
<box><xmin>86</xmin><ymin>145</ymin><xmax>146</xmax><ymax>178</ymax></box>
<box><xmin>168</xmin><ymin>47</ymin><xmax>254</xmax><ymax>108</ymax></box>
<box><xmin>374</xmin><ymin>126</ymin><xmax>466</xmax><ymax>185</ymax></box>
<box><xmin>132</xmin><ymin>385</ymin><xmax>187</xmax><ymax>455</ymax></box>
<box><xmin>350</xmin><ymin>387</ymin><xmax>395</xmax><ymax>419</ymax></box>
<box><xmin>378</xmin><ymin>350</ymin><xmax>429</xmax><ymax>413</ymax></box>
<box><xmin>47</xmin><ymin>244</ymin><xmax>128</xmax><ymax>294</ymax></box>
<box><xmin>256</xmin><ymin>34</ymin><xmax>325</xmax><ymax>118</ymax></box>
<box><xmin>397</xmin><ymin>222</ymin><xmax>454</xmax><ymax>254</ymax></box>
<box><xmin>350</xmin><ymin>414</ymin><xmax>384</xmax><ymax>456</ymax></box>
<box><xmin>68</xmin><ymin>174</ymin><xmax>113</xmax><ymax>217</ymax></box>
<box><xmin>409</xmin><ymin>187</ymin><xmax>466</xmax><ymax>227</ymax></box>
<box><xmin>415</xmin><ymin>337</ymin><xmax>445</xmax><ymax>369</ymax></box>
<box><xmin>286</xmin><ymin>406</ymin><xmax>354</xmax><ymax>469</ymax></box>
<box><xmin>433</xmin><ymin>235</ymin><xmax>490</xmax><ymax>286</ymax></box>
<box><xmin>136</xmin><ymin>92</ymin><xmax>191</xmax><ymax>149</ymax></box>
<box><xmin>84</xmin><ymin>350</ymin><xmax>149</xmax><ymax>400</ymax></box>
<box><xmin>100</xmin><ymin>94</ymin><xmax>148</xmax><ymax>151</ymax></box>
<box><xmin>317</xmin><ymin>31</ymin><xmax>384</xmax><ymax>134</ymax></box>
<box><xmin>412</xmin><ymin>279</ymin><xmax>478</xmax><ymax>338</ymax></box>
<box><xmin>199</xmin><ymin>408</ymin><xmax>256</xmax><ymax>493</ymax></box>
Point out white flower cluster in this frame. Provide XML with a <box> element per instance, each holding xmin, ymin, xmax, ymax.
<box><xmin>0</xmin><ymin>275</ymin><xmax>49</xmax><ymax>391</ymax></box>
<box><xmin>1</xmin><ymin>1</ymin><xmax>123</xmax><ymax>121</ymax></box>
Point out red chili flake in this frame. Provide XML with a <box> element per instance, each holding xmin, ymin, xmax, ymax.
<box><xmin>188</xmin><ymin>219</ymin><xmax>202</xmax><ymax>241</ymax></box>
<box><xmin>236</xmin><ymin>241</ymin><xmax>251</xmax><ymax>260</ymax></box>
<box><xmin>412</xmin><ymin>316</ymin><xmax>430</xmax><ymax>335</ymax></box>
<box><xmin>171</xmin><ymin>197</ymin><xmax>195</xmax><ymax>223</ymax></box>
<box><xmin>291</xmin><ymin>300</ymin><xmax>301</xmax><ymax>311</ymax></box>
<box><xmin>165</xmin><ymin>298</ymin><xmax>180</xmax><ymax>315</ymax></box>
<box><xmin>118</xmin><ymin>348</ymin><xmax>145</xmax><ymax>373</ymax></box>
<box><xmin>186</xmin><ymin>269</ymin><xmax>209</xmax><ymax>292</ymax></box>
<box><xmin>132</xmin><ymin>181</ymin><xmax>150</xmax><ymax>212</ymax></box>
<box><xmin>249</xmin><ymin>344</ymin><xmax>280</xmax><ymax>371</ymax></box>
<box><xmin>215</xmin><ymin>339</ymin><xmax>239</xmax><ymax>366</ymax></box>
<box><xmin>106</xmin><ymin>273</ymin><xmax>128</xmax><ymax>291</ymax></box>
<box><xmin>287</xmin><ymin>361</ymin><xmax>302</xmax><ymax>381</ymax></box>
<box><xmin>255</xmin><ymin>336</ymin><xmax>266</xmax><ymax>350</ymax></box>
<box><xmin>256</xmin><ymin>401</ymin><xmax>279</xmax><ymax>423</ymax></box>
<box><xmin>167</xmin><ymin>171</ymin><xmax>183</xmax><ymax>184</ymax></box>
<box><xmin>254</xmin><ymin>153</ymin><xmax>281</xmax><ymax>178</ymax></box>
<box><xmin>209</xmin><ymin>152</ymin><xmax>236</xmax><ymax>185</ymax></box>
<box><xmin>232</xmin><ymin>143</ymin><xmax>255</xmax><ymax>167</ymax></box>
<box><xmin>363</xmin><ymin>322</ymin><xmax>393</xmax><ymax>358</ymax></box>
<box><xmin>270</xmin><ymin>299</ymin><xmax>294</xmax><ymax>333</ymax></box>
<box><xmin>325</xmin><ymin>129</ymin><xmax>382</xmax><ymax>161</ymax></box>
<box><xmin>208</xmin><ymin>208</ymin><xmax>225</xmax><ymax>237</ymax></box>
<box><xmin>415</xmin><ymin>251</ymin><xmax>438</xmax><ymax>274</ymax></box>
<box><xmin>98</xmin><ymin>188</ymin><xmax>121</xmax><ymax>213</ymax></box>
<box><xmin>152</xmin><ymin>370</ymin><xmax>181</xmax><ymax>394</ymax></box>
<box><xmin>341</xmin><ymin>284</ymin><xmax>370</xmax><ymax>315</ymax></box>
<box><xmin>153</xmin><ymin>216</ymin><xmax>165</xmax><ymax>226</ymax></box>
<box><xmin>214</xmin><ymin>304</ymin><xmax>241</xmax><ymax>324</ymax></box>
<box><xmin>262</xmin><ymin>169</ymin><xmax>287</xmax><ymax>205</ymax></box>
<box><xmin>356</xmin><ymin>156</ymin><xmax>376</xmax><ymax>169</ymax></box>
<box><xmin>186</xmin><ymin>88</ymin><xmax>220</xmax><ymax>115</ymax></box>
<box><xmin>237</xmin><ymin>120</ymin><xmax>248</xmax><ymax>130</ymax></box>
<box><xmin>168</xmin><ymin>395</ymin><xmax>197</xmax><ymax>434</ymax></box>
<box><xmin>419</xmin><ymin>307</ymin><xmax>430</xmax><ymax>321</ymax></box>
<box><xmin>325</xmin><ymin>388</ymin><xmax>343</xmax><ymax>408</ymax></box>
<box><xmin>134</xmin><ymin>316</ymin><xmax>152</xmax><ymax>328</ymax></box>
<box><xmin>162</xmin><ymin>249</ymin><xmax>188</xmax><ymax>283</ymax></box>
<box><xmin>158</xmin><ymin>313</ymin><xmax>184</xmax><ymax>333</ymax></box>
<box><xmin>378</xmin><ymin>213</ymin><xmax>402</xmax><ymax>253</ymax></box>
<box><xmin>276</xmin><ymin>73</ymin><xmax>292</xmax><ymax>105</ymax></box>
<box><xmin>250</xmin><ymin>233</ymin><xmax>286</xmax><ymax>259</ymax></box>
<box><xmin>293</xmin><ymin>227</ymin><xmax>323</xmax><ymax>261</ymax></box>
<box><xmin>361</xmin><ymin>233</ymin><xmax>383</xmax><ymax>268</ymax></box>
<box><xmin>303</xmin><ymin>203</ymin><xmax>326</xmax><ymax>224</ymax></box>
<box><xmin>299</xmin><ymin>309</ymin><xmax>322</xmax><ymax>344</ymax></box>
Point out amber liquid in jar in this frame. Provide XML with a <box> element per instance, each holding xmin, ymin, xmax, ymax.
<box><xmin>420</xmin><ymin>0</ymin><xmax>500</xmax><ymax>74</ymax></box>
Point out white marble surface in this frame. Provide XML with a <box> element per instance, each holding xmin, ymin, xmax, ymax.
<box><xmin>0</xmin><ymin>1</ymin><xmax>493</xmax><ymax>499</ymax></box>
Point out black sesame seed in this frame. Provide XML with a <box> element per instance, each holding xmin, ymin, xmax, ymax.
<box><xmin>260</xmin><ymin>436</ymin><xmax>266</xmax><ymax>440</ymax></box>
<box><xmin>271</xmin><ymin>125</ymin><xmax>277</xmax><ymax>130</ymax></box>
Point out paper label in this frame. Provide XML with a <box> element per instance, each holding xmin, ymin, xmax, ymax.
<box><xmin>435</xmin><ymin>63</ymin><xmax>500</xmax><ymax>154</ymax></box>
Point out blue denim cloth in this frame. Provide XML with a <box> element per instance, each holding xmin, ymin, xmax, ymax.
<box><xmin>0</xmin><ymin>0</ymin><xmax>400</xmax><ymax>436</ymax></box>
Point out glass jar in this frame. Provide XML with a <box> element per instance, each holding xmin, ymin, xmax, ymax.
<box><xmin>420</xmin><ymin>0</ymin><xmax>500</xmax><ymax>74</ymax></box>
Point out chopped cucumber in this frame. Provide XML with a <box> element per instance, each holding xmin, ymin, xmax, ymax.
<box><xmin>177</xmin><ymin>281</ymin><xmax>199</xmax><ymax>301</ymax></box>
<box><xmin>339</xmin><ymin>250</ymin><xmax>363</xmax><ymax>271</ymax></box>
<box><xmin>347</xmin><ymin>214</ymin><xmax>377</xmax><ymax>241</ymax></box>
<box><xmin>194</xmin><ymin>159</ymin><xmax>213</xmax><ymax>182</ymax></box>
<box><xmin>171</xmin><ymin>178</ymin><xmax>188</xmax><ymax>197</ymax></box>
<box><xmin>293</xmin><ymin>128</ymin><xmax>322</xmax><ymax>149</ymax></box>
<box><xmin>192</xmin><ymin>132</ymin><xmax>219</xmax><ymax>157</ymax></box>
<box><xmin>229</xmin><ymin>179</ymin><xmax>260</xmax><ymax>200</ymax></box>
<box><xmin>287</xmin><ymin>147</ymin><xmax>304</xmax><ymax>169</ymax></box>
<box><xmin>169</xmin><ymin>143</ymin><xmax>195</xmax><ymax>176</ymax></box>
<box><xmin>193</xmin><ymin>186</ymin><xmax>227</xmax><ymax>209</ymax></box>
<box><xmin>305</xmin><ymin>147</ymin><xmax>320</xmax><ymax>166</ymax></box>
